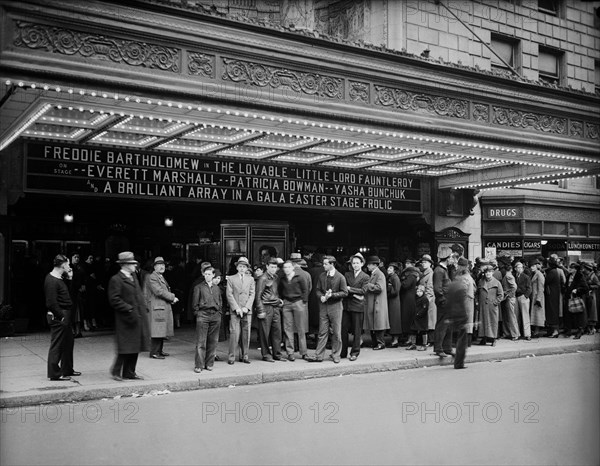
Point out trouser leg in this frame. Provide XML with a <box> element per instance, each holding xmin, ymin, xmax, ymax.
<box><xmin>351</xmin><ymin>313</ymin><xmax>363</xmax><ymax>356</ymax></box>
<box><xmin>282</xmin><ymin>304</ymin><xmax>295</xmax><ymax>355</ymax></box>
<box><xmin>228</xmin><ymin>313</ymin><xmax>241</xmax><ymax>362</ymax></box>
<box><xmin>205</xmin><ymin>315</ymin><xmax>221</xmax><ymax>368</ymax></box>
<box><xmin>239</xmin><ymin>314</ymin><xmax>251</xmax><ymax>359</ymax></box>
<box><xmin>293</xmin><ymin>301</ymin><xmax>308</xmax><ymax>356</ymax></box>
<box><xmin>270</xmin><ymin>308</ymin><xmax>282</xmax><ymax>358</ymax></box>
<box><xmin>330</xmin><ymin>308</ymin><xmax>343</xmax><ymax>359</ymax></box>
<box><xmin>315</xmin><ymin>309</ymin><xmax>329</xmax><ymax>359</ymax></box>
<box><xmin>111</xmin><ymin>354</ymin><xmax>125</xmax><ymax>377</ymax></box>
<box><xmin>123</xmin><ymin>353</ymin><xmax>138</xmax><ymax>378</ymax></box>
<box><xmin>454</xmin><ymin>322</ymin><xmax>468</xmax><ymax>368</ymax></box>
<box><xmin>258</xmin><ymin>307</ymin><xmax>273</xmax><ymax>358</ymax></box>
<box><xmin>150</xmin><ymin>338</ymin><xmax>162</xmax><ymax>357</ymax></box>
<box><xmin>47</xmin><ymin>322</ymin><xmax>66</xmax><ymax>378</ymax></box>
<box><xmin>195</xmin><ymin>316</ymin><xmax>209</xmax><ymax>369</ymax></box>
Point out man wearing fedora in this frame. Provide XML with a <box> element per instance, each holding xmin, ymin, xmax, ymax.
<box><xmin>433</xmin><ymin>246</ymin><xmax>454</xmax><ymax>357</ymax></box>
<box><xmin>341</xmin><ymin>252</ymin><xmax>370</xmax><ymax>360</ymax></box>
<box><xmin>226</xmin><ymin>256</ymin><xmax>255</xmax><ymax>364</ymax></box>
<box><xmin>144</xmin><ymin>257</ymin><xmax>179</xmax><ymax>359</ymax></box>
<box><xmin>418</xmin><ymin>254</ymin><xmax>436</xmax><ymax>348</ymax></box>
<box><xmin>363</xmin><ymin>255</ymin><xmax>390</xmax><ymax>350</ymax></box>
<box><xmin>108</xmin><ymin>251</ymin><xmax>149</xmax><ymax>380</ymax></box>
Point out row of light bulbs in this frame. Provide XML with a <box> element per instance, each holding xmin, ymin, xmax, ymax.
<box><xmin>3</xmin><ymin>80</ymin><xmax>598</xmax><ymax>180</ymax></box>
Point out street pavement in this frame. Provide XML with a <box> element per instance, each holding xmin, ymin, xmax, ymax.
<box><xmin>0</xmin><ymin>325</ymin><xmax>599</xmax><ymax>408</ymax></box>
<box><xmin>1</xmin><ymin>351</ymin><xmax>598</xmax><ymax>466</ymax></box>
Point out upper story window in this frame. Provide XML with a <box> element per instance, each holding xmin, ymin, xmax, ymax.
<box><xmin>539</xmin><ymin>47</ymin><xmax>563</xmax><ymax>85</ymax></box>
<box><xmin>538</xmin><ymin>0</ymin><xmax>560</xmax><ymax>16</ymax></box>
<box><xmin>491</xmin><ymin>34</ymin><xmax>517</xmax><ymax>72</ymax></box>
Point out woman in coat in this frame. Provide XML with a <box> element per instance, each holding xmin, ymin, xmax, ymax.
<box><xmin>563</xmin><ymin>262</ymin><xmax>589</xmax><ymax>339</ymax></box>
<box><xmin>581</xmin><ymin>262</ymin><xmax>598</xmax><ymax>335</ymax></box>
<box><xmin>477</xmin><ymin>265</ymin><xmax>504</xmax><ymax>346</ymax></box>
<box><xmin>386</xmin><ymin>262</ymin><xmax>402</xmax><ymax>347</ymax></box>
<box><xmin>144</xmin><ymin>257</ymin><xmax>178</xmax><ymax>359</ymax></box>
<box><xmin>529</xmin><ymin>259</ymin><xmax>546</xmax><ymax>338</ymax></box>
<box><xmin>400</xmin><ymin>264</ymin><xmax>420</xmax><ymax>350</ymax></box>
<box><xmin>544</xmin><ymin>254</ymin><xmax>565</xmax><ymax>338</ymax></box>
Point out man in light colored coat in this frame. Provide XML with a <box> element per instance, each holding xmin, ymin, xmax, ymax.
<box><xmin>363</xmin><ymin>255</ymin><xmax>389</xmax><ymax>350</ymax></box>
<box><xmin>529</xmin><ymin>259</ymin><xmax>545</xmax><ymax>338</ymax></box>
<box><xmin>144</xmin><ymin>257</ymin><xmax>178</xmax><ymax>359</ymax></box>
<box><xmin>226</xmin><ymin>257</ymin><xmax>255</xmax><ymax>364</ymax></box>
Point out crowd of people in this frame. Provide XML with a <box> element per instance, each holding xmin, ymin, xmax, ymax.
<box><xmin>43</xmin><ymin>245</ymin><xmax>600</xmax><ymax>380</ymax></box>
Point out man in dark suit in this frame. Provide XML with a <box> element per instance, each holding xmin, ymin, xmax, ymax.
<box><xmin>341</xmin><ymin>252</ymin><xmax>369</xmax><ymax>360</ymax></box>
<box><xmin>226</xmin><ymin>256</ymin><xmax>255</xmax><ymax>364</ymax></box>
<box><xmin>514</xmin><ymin>261</ymin><xmax>532</xmax><ymax>341</ymax></box>
<box><xmin>108</xmin><ymin>251</ymin><xmax>149</xmax><ymax>381</ymax></box>
<box><xmin>308</xmin><ymin>256</ymin><xmax>348</xmax><ymax>363</ymax></box>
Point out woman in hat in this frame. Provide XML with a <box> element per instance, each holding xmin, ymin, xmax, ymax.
<box><xmin>529</xmin><ymin>259</ymin><xmax>546</xmax><ymax>338</ymax></box>
<box><xmin>581</xmin><ymin>262</ymin><xmax>598</xmax><ymax>335</ymax></box>
<box><xmin>144</xmin><ymin>257</ymin><xmax>178</xmax><ymax>359</ymax></box>
<box><xmin>564</xmin><ymin>262</ymin><xmax>589</xmax><ymax>339</ymax></box>
<box><xmin>386</xmin><ymin>262</ymin><xmax>402</xmax><ymax>347</ymax></box>
<box><xmin>544</xmin><ymin>254</ymin><xmax>565</xmax><ymax>338</ymax></box>
<box><xmin>400</xmin><ymin>261</ymin><xmax>421</xmax><ymax>350</ymax></box>
<box><xmin>477</xmin><ymin>265</ymin><xmax>504</xmax><ymax>346</ymax></box>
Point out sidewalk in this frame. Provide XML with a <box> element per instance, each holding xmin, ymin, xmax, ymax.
<box><xmin>1</xmin><ymin>326</ymin><xmax>599</xmax><ymax>408</ymax></box>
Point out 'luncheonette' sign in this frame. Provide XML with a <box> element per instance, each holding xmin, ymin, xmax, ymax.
<box><xmin>24</xmin><ymin>143</ymin><xmax>421</xmax><ymax>213</ymax></box>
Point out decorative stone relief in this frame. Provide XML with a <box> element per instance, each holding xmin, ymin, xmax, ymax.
<box><xmin>374</xmin><ymin>85</ymin><xmax>469</xmax><ymax>119</ymax></box>
<box><xmin>221</xmin><ymin>58</ymin><xmax>343</xmax><ymax>99</ymax></box>
<box><xmin>492</xmin><ymin>107</ymin><xmax>567</xmax><ymax>134</ymax></box>
<box><xmin>188</xmin><ymin>51</ymin><xmax>215</xmax><ymax>78</ymax></box>
<box><xmin>13</xmin><ymin>21</ymin><xmax>180</xmax><ymax>72</ymax></box>
<box><xmin>585</xmin><ymin>122</ymin><xmax>599</xmax><ymax>140</ymax></box>
<box><xmin>569</xmin><ymin>120</ymin><xmax>583</xmax><ymax>137</ymax></box>
<box><xmin>349</xmin><ymin>81</ymin><xmax>369</xmax><ymax>103</ymax></box>
<box><xmin>473</xmin><ymin>103</ymin><xmax>489</xmax><ymax>122</ymax></box>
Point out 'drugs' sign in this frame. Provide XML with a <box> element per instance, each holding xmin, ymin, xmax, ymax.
<box><xmin>24</xmin><ymin>143</ymin><xmax>422</xmax><ymax>213</ymax></box>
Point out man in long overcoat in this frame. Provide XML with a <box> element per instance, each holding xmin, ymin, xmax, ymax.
<box><xmin>363</xmin><ymin>255</ymin><xmax>389</xmax><ymax>350</ymax></box>
<box><xmin>108</xmin><ymin>251</ymin><xmax>149</xmax><ymax>380</ymax></box>
<box><xmin>529</xmin><ymin>259</ymin><xmax>546</xmax><ymax>337</ymax></box>
<box><xmin>144</xmin><ymin>256</ymin><xmax>178</xmax><ymax>359</ymax></box>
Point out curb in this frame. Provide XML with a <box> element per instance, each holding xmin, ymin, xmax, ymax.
<box><xmin>1</xmin><ymin>341</ymin><xmax>598</xmax><ymax>408</ymax></box>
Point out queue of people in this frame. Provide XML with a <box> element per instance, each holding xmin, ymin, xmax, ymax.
<box><xmin>43</xmin><ymin>248</ymin><xmax>600</xmax><ymax>380</ymax></box>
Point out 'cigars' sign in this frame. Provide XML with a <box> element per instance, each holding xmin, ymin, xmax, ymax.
<box><xmin>25</xmin><ymin>143</ymin><xmax>422</xmax><ymax>213</ymax></box>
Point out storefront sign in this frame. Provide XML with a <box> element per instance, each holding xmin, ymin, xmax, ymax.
<box><xmin>546</xmin><ymin>242</ymin><xmax>600</xmax><ymax>251</ymax></box>
<box><xmin>486</xmin><ymin>240</ymin><xmax>522</xmax><ymax>249</ymax></box>
<box><xmin>523</xmin><ymin>241</ymin><xmax>541</xmax><ymax>250</ymax></box>
<box><xmin>24</xmin><ymin>143</ymin><xmax>422</xmax><ymax>213</ymax></box>
<box><xmin>485</xmin><ymin>207</ymin><xmax>523</xmax><ymax>219</ymax></box>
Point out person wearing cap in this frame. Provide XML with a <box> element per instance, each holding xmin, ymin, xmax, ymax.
<box><xmin>529</xmin><ymin>259</ymin><xmax>546</xmax><ymax>338</ymax></box>
<box><xmin>363</xmin><ymin>255</ymin><xmax>390</xmax><ymax>350</ymax></box>
<box><xmin>445</xmin><ymin>257</ymin><xmax>473</xmax><ymax>368</ymax></box>
<box><xmin>108</xmin><ymin>251</ymin><xmax>150</xmax><ymax>381</ymax></box>
<box><xmin>254</xmin><ymin>258</ymin><xmax>284</xmax><ymax>362</ymax></box>
<box><xmin>386</xmin><ymin>262</ymin><xmax>402</xmax><ymax>348</ymax></box>
<box><xmin>513</xmin><ymin>261</ymin><xmax>532</xmax><ymax>341</ymax></box>
<box><xmin>44</xmin><ymin>254</ymin><xmax>81</xmax><ymax>381</ymax></box>
<box><xmin>544</xmin><ymin>254</ymin><xmax>565</xmax><ymax>338</ymax></box>
<box><xmin>417</xmin><ymin>254</ymin><xmax>436</xmax><ymax>348</ymax></box>
<box><xmin>192</xmin><ymin>266</ymin><xmax>222</xmax><ymax>373</ymax></box>
<box><xmin>341</xmin><ymin>252</ymin><xmax>370</xmax><ymax>360</ymax></box>
<box><xmin>477</xmin><ymin>265</ymin><xmax>504</xmax><ymax>346</ymax></box>
<box><xmin>226</xmin><ymin>256</ymin><xmax>255</xmax><ymax>364</ymax></box>
<box><xmin>499</xmin><ymin>259</ymin><xmax>519</xmax><ymax>341</ymax></box>
<box><xmin>144</xmin><ymin>257</ymin><xmax>178</xmax><ymax>359</ymax></box>
<box><xmin>433</xmin><ymin>246</ymin><xmax>454</xmax><ymax>357</ymax></box>
<box><xmin>307</xmin><ymin>256</ymin><xmax>348</xmax><ymax>363</ymax></box>
<box><xmin>581</xmin><ymin>261</ymin><xmax>598</xmax><ymax>335</ymax></box>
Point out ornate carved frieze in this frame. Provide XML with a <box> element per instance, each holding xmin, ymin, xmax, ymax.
<box><xmin>221</xmin><ymin>58</ymin><xmax>343</xmax><ymax>99</ymax></box>
<box><xmin>585</xmin><ymin>122</ymin><xmax>599</xmax><ymax>140</ymax></box>
<box><xmin>349</xmin><ymin>81</ymin><xmax>369</xmax><ymax>103</ymax></box>
<box><xmin>13</xmin><ymin>21</ymin><xmax>180</xmax><ymax>72</ymax></box>
<box><xmin>492</xmin><ymin>107</ymin><xmax>567</xmax><ymax>134</ymax></box>
<box><xmin>473</xmin><ymin>103</ymin><xmax>490</xmax><ymax>123</ymax></box>
<box><xmin>569</xmin><ymin>120</ymin><xmax>583</xmax><ymax>137</ymax></box>
<box><xmin>188</xmin><ymin>51</ymin><xmax>215</xmax><ymax>78</ymax></box>
<box><xmin>374</xmin><ymin>85</ymin><xmax>469</xmax><ymax>119</ymax></box>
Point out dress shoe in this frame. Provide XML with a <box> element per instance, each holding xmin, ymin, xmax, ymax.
<box><xmin>125</xmin><ymin>375</ymin><xmax>144</xmax><ymax>380</ymax></box>
<box><xmin>111</xmin><ymin>375</ymin><xmax>123</xmax><ymax>381</ymax></box>
<box><xmin>287</xmin><ymin>354</ymin><xmax>295</xmax><ymax>361</ymax></box>
<box><xmin>524</xmin><ymin>336</ymin><xmax>531</xmax><ymax>341</ymax></box>
<box><xmin>511</xmin><ymin>337</ymin><xmax>518</xmax><ymax>342</ymax></box>
<box><xmin>406</xmin><ymin>344</ymin><xmax>417</xmax><ymax>350</ymax></box>
<box><xmin>150</xmin><ymin>354</ymin><xmax>165</xmax><ymax>359</ymax></box>
<box><xmin>434</xmin><ymin>351</ymin><xmax>449</xmax><ymax>358</ymax></box>
<box><xmin>242</xmin><ymin>358</ymin><xmax>251</xmax><ymax>364</ymax></box>
<box><xmin>302</xmin><ymin>354</ymin><xmax>310</xmax><ymax>361</ymax></box>
<box><xmin>273</xmin><ymin>356</ymin><xmax>284</xmax><ymax>361</ymax></box>
<box><xmin>263</xmin><ymin>357</ymin><xmax>275</xmax><ymax>363</ymax></box>
<box><xmin>332</xmin><ymin>357</ymin><xmax>340</xmax><ymax>364</ymax></box>
<box><xmin>194</xmin><ymin>367</ymin><xmax>202</xmax><ymax>373</ymax></box>
<box><xmin>228</xmin><ymin>360</ymin><xmax>234</xmax><ymax>365</ymax></box>
<box><xmin>160</xmin><ymin>352</ymin><xmax>170</xmax><ymax>357</ymax></box>
<box><xmin>205</xmin><ymin>366</ymin><xmax>213</xmax><ymax>371</ymax></box>
<box><xmin>349</xmin><ymin>355</ymin><xmax>357</xmax><ymax>361</ymax></box>
<box><xmin>50</xmin><ymin>375</ymin><xmax>71</xmax><ymax>381</ymax></box>
<box><xmin>454</xmin><ymin>365</ymin><xmax>467</xmax><ymax>369</ymax></box>
<box><xmin>491</xmin><ymin>339</ymin><xmax>497</xmax><ymax>347</ymax></box>
<box><xmin>68</xmin><ymin>371</ymin><xmax>82</xmax><ymax>376</ymax></box>
<box><xmin>573</xmin><ymin>330</ymin><xmax>583</xmax><ymax>340</ymax></box>
<box><xmin>417</xmin><ymin>346</ymin><xmax>427</xmax><ymax>351</ymax></box>
<box><xmin>307</xmin><ymin>357</ymin><xmax>323</xmax><ymax>362</ymax></box>
<box><xmin>391</xmin><ymin>342</ymin><xmax>399</xmax><ymax>348</ymax></box>
<box><xmin>478</xmin><ymin>338</ymin><xmax>487</xmax><ymax>346</ymax></box>
<box><xmin>373</xmin><ymin>344</ymin><xmax>385</xmax><ymax>350</ymax></box>
<box><xmin>446</xmin><ymin>351</ymin><xmax>456</xmax><ymax>357</ymax></box>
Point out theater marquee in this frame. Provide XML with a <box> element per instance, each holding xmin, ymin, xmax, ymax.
<box><xmin>24</xmin><ymin>143</ymin><xmax>422</xmax><ymax>213</ymax></box>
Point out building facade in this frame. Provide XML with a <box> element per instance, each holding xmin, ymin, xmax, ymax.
<box><xmin>1</xmin><ymin>0</ymin><xmax>599</xmax><ymax>326</ymax></box>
